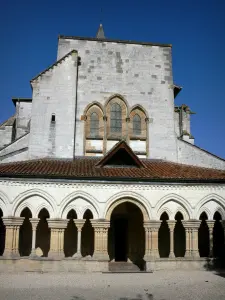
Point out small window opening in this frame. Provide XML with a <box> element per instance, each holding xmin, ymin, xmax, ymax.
<box><xmin>133</xmin><ymin>114</ymin><xmax>141</xmax><ymax>135</ymax></box>
<box><xmin>51</xmin><ymin>114</ymin><xmax>56</xmax><ymax>123</ymax></box>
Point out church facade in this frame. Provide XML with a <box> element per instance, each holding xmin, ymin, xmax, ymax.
<box><xmin>0</xmin><ymin>25</ymin><xmax>225</xmax><ymax>272</ymax></box>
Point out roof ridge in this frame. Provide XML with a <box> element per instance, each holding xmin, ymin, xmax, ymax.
<box><xmin>30</xmin><ymin>49</ymin><xmax>77</xmax><ymax>83</ymax></box>
<box><xmin>58</xmin><ymin>35</ymin><xmax>172</xmax><ymax>48</ymax></box>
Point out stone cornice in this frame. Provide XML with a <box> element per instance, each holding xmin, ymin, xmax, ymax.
<box><xmin>0</xmin><ymin>178</ymin><xmax>224</xmax><ymax>191</ymax></box>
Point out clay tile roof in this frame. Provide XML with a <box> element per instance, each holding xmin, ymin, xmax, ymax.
<box><xmin>0</xmin><ymin>157</ymin><xmax>225</xmax><ymax>183</ymax></box>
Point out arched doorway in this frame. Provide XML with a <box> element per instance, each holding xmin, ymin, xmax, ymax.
<box><xmin>198</xmin><ymin>212</ymin><xmax>209</xmax><ymax>257</ymax></box>
<box><xmin>36</xmin><ymin>208</ymin><xmax>50</xmax><ymax>257</ymax></box>
<box><xmin>64</xmin><ymin>209</ymin><xmax>77</xmax><ymax>257</ymax></box>
<box><xmin>174</xmin><ymin>212</ymin><xmax>185</xmax><ymax>257</ymax></box>
<box><xmin>158</xmin><ymin>212</ymin><xmax>170</xmax><ymax>258</ymax></box>
<box><xmin>108</xmin><ymin>201</ymin><xmax>145</xmax><ymax>267</ymax></box>
<box><xmin>19</xmin><ymin>207</ymin><xmax>32</xmax><ymax>256</ymax></box>
<box><xmin>81</xmin><ymin>209</ymin><xmax>94</xmax><ymax>257</ymax></box>
<box><xmin>0</xmin><ymin>209</ymin><xmax>5</xmax><ymax>256</ymax></box>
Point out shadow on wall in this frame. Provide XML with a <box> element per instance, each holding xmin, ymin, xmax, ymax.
<box><xmin>202</xmin><ymin>211</ymin><xmax>225</xmax><ymax>278</ymax></box>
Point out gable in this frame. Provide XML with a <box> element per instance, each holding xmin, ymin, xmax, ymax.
<box><xmin>95</xmin><ymin>140</ymin><xmax>145</xmax><ymax>168</ymax></box>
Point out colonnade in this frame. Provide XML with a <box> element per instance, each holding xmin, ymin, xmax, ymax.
<box><xmin>0</xmin><ymin>216</ymin><xmax>224</xmax><ymax>260</ymax></box>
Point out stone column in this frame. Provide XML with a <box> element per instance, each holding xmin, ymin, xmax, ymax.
<box><xmin>167</xmin><ymin>221</ymin><xmax>176</xmax><ymax>258</ymax></box>
<box><xmin>73</xmin><ymin>219</ymin><xmax>86</xmax><ymax>258</ymax></box>
<box><xmin>90</xmin><ymin>219</ymin><xmax>110</xmax><ymax>260</ymax></box>
<box><xmin>190</xmin><ymin>220</ymin><xmax>201</xmax><ymax>258</ymax></box>
<box><xmin>206</xmin><ymin>220</ymin><xmax>215</xmax><ymax>257</ymax></box>
<box><xmin>182</xmin><ymin>221</ymin><xmax>191</xmax><ymax>258</ymax></box>
<box><xmin>29</xmin><ymin>218</ymin><xmax>40</xmax><ymax>257</ymax></box>
<box><xmin>2</xmin><ymin>217</ymin><xmax>24</xmax><ymax>257</ymax></box>
<box><xmin>181</xmin><ymin>220</ymin><xmax>201</xmax><ymax>258</ymax></box>
<box><xmin>144</xmin><ymin>221</ymin><xmax>161</xmax><ymax>260</ymax></box>
<box><xmin>47</xmin><ymin>219</ymin><xmax>68</xmax><ymax>258</ymax></box>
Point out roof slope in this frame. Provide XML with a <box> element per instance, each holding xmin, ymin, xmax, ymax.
<box><xmin>0</xmin><ymin>157</ymin><xmax>225</xmax><ymax>182</ymax></box>
<box><xmin>0</xmin><ymin>115</ymin><xmax>15</xmax><ymax>128</ymax></box>
<box><xmin>31</xmin><ymin>50</ymin><xmax>77</xmax><ymax>82</ymax></box>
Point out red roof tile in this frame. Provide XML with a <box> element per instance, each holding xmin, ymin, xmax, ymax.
<box><xmin>0</xmin><ymin>157</ymin><xmax>225</xmax><ymax>182</ymax></box>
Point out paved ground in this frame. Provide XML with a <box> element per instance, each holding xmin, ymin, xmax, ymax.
<box><xmin>0</xmin><ymin>270</ymin><xmax>225</xmax><ymax>300</ymax></box>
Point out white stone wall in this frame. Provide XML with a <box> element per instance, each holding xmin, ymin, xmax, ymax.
<box><xmin>0</xmin><ymin>178</ymin><xmax>224</xmax><ymax>221</ymax></box>
<box><xmin>178</xmin><ymin>139</ymin><xmax>225</xmax><ymax>170</ymax></box>
<box><xmin>15</xmin><ymin>101</ymin><xmax>32</xmax><ymax>139</ymax></box>
<box><xmin>57</xmin><ymin>38</ymin><xmax>178</xmax><ymax>162</ymax></box>
<box><xmin>0</xmin><ymin>133</ymin><xmax>29</xmax><ymax>161</ymax></box>
<box><xmin>0</xmin><ymin>126</ymin><xmax>13</xmax><ymax>149</ymax></box>
<box><xmin>28</xmin><ymin>52</ymin><xmax>78</xmax><ymax>159</ymax></box>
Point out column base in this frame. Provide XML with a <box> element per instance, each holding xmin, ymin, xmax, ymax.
<box><xmin>185</xmin><ymin>250</ymin><xmax>191</xmax><ymax>258</ymax></box>
<box><xmin>92</xmin><ymin>253</ymin><xmax>109</xmax><ymax>261</ymax></box>
<box><xmin>72</xmin><ymin>252</ymin><xmax>82</xmax><ymax>259</ymax></box>
<box><xmin>48</xmin><ymin>252</ymin><xmax>65</xmax><ymax>259</ymax></box>
<box><xmin>3</xmin><ymin>251</ymin><xmax>20</xmax><ymax>259</ymax></box>
<box><xmin>169</xmin><ymin>252</ymin><xmax>175</xmax><ymax>258</ymax></box>
<box><xmin>144</xmin><ymin>250</ymin><xmax>159</xmax><ymax>260</ymax></box>
<box><xmin>191</xmin><ymin>250</ymin><xmax>200</xmax><ymax>258</ymax></box>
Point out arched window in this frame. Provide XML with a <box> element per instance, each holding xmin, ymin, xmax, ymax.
<box><xmin>110</xmin><ymin>103</ymin><xmax>122</xmax><ymax>133</ymax></box>
<box><xmin>133</xmin><ymin>114</ymin><xmax>141</xmax><ymax>135</ymax></box>
<box><xmin>90</xmin><ymin>112</ymin><xmax>99</xmax><ymax>137</ymax></box>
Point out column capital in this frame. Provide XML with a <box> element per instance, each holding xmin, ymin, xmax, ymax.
<box><xmin>181</xmin><ymin>219</ymin><xmax>201</xmax><ymax>229</ymax></box>
<box><xmin>167</xmin><ymin>220</ymin><xmax>176</xmax><ymax>230</ymax></box>
<box><xmin>143</xmin><ymin>220</ymin><xmax>162</xmax><ymax>230</ymax></box>
<box><xmin>206</xmin><ymin>220</ymin><xmax>215</xmax><ymax>229</ymax></box>
<box><xmin>2</xmin><ymin>217</ymin><xmax>24</xmax><ymax>227</ymax></box>
<box><xmin>47</xmin><ymin>218</ymin><xmax>68</xmax><ymax>229</ymax></box>
<box><xmin>29</xmin><ymin>218</ymin><xmax>40</xmax><ymax>229</ymax></box>
<box><xmin>90</xmin><ymin>219</ymin><xmax>110</xmax><ymax>229</ymax></box>
<box><xmin>74</xmin><ymin>219</ymin><xmax>86</xmax><ymax>231</ymax></box>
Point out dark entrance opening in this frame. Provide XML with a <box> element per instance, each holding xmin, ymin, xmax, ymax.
<box><xmin>108</xmin><ymin>201</ymin><xmax>145</xmax><ymax>269</ymax></box>
<box><xmin>114</xmin><ymin>217</ymin><xmax>128</xmax><ymax>261</ymax></box>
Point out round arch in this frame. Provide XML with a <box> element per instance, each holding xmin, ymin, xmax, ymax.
<box><xmin>155</xmin><ymin>194</ymin><xmax>192</xmax><ymax>220</ymax></box>
<box><xmin>59</xmin><ymin>191</ymin><xmax>99</xmax><ymax>219</ymax></box>
<box><xmin>0</xmin><ymin>190</ymin><xmax>10</xmax><ymax>216</ymax></box>
<box><xmin>12</xmin><ymin>189</ymin><xmax>56</xmax><ymax>218</ymax></box>
<box><xmin>195</xmin><ymin>194</ymin><xmax>225</xmax><ymax>219</ymax></box>
<box><xmin>105</xmin><ymin>198</ymin><xmax>150</xmax><ymax>222</ymax></box>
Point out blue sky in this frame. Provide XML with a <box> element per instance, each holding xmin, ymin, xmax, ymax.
<box><xmin>0</xmin><ymin>0</ymin><xmax>225</xmax><ymax>158</ymax></box>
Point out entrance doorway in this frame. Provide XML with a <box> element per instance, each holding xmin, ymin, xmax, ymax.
<box><xmin>114</xmin><ymin>217</ymin><xmax>128</xmax><ymax>261</ymax></box>
<box><xmin>108</xmin><ymin>201</ymin><xmax>145</xmax><ymax>267</ymax></box>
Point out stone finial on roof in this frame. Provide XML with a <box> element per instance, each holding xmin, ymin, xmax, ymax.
<box><xmin>96</xmin><ymin>24</ymin><xmax>105</xmax><ymax>39</ymax></box>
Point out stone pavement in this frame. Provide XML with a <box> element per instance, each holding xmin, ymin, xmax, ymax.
<box><xmin>0</xmin><ymin>270</ymin><xmax>225</xmax><ymax>300</ymax></box>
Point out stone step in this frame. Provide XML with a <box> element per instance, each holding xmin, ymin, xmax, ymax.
<box><xmin>108</xmin><ymin>262</ymin><xmax>140</xmax><ymax>272</ymax></box>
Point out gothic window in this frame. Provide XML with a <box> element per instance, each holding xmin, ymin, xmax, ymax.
<box><xmin>90</xmin><ymin>112</ymin><xmax>99</xmax><ymax>137</ymax></box>
<box><xmin>133</xmin><ymin>114</ymin><xmax>141</xmax><ymax>135</ymax></box>
<box><xmin>110</xmin><ymin>103</ymin><xmax>122</xmax><ymax>133</ymax></box>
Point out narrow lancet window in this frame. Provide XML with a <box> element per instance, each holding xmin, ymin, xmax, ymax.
<box><xmin>110</xmin><ymin>103</ymin><xmax>122</xmax><ymax>133</ymax></box>
<box><xmin>90</xmin><ymin>112</ymin><xmax>99</xmax><ymax>137</ymax></box>
<box><xmin>133</xmin><ymin>114</ymin><xmax>141</xmax><ymax>135</ymax></box>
